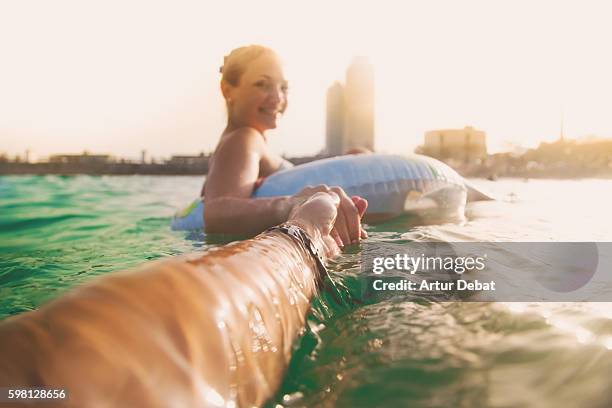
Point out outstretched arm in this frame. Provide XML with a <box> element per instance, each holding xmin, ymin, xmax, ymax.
<box><xmin>0</xmin><ymin>193</ymin><xmax>366</xmax><ymax>407</ymax></box>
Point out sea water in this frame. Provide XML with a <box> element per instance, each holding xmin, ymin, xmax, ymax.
<box><xmin>1</xmin><ymin>176</ymin><xmax>611</xmax><ymax>407</ymax></box>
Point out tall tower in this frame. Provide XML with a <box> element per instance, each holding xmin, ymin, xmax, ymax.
<box><xmin>325</xmin><ymin>82</ymin><xmax>345</xmax><ymax>156</ymax></box>
<box><xmin>560</xmin><ymin>109</ymin><xmax>565</xmax><ymax>142</ymax></box>
<box><xmin>344</xmin><ymin>57</ymin><xmax>375</xmax><ymax>152</ymax></box>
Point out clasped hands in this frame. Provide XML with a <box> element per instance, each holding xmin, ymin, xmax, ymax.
<box><xmin>288</xmin><ymin>185</ymin><xmax>368</xmax><ymax>257</ymax></box>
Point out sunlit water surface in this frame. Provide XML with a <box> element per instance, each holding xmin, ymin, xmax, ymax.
<box><xmin>1</xmin><ymin>176</ymin><xmax>611</xmax><ymax>407</ymax></box>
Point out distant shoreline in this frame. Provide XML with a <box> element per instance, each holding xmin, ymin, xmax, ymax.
<box><xmin>0</xmin><ymin>156</ymin><xmax>322</xmax><ymax>176</ymax></box>
<box><xmin>0</xmin><ymin>162</ymin><xmax>207</xmax><ymax>176</ymax></box>
<box><xmin>455</xmin><ymin>165</ymin><xmax>612</xmax><ymax>180</ymax></box>
<box><xmin>2</xmin><ymin>161</ymin><xmax>611</xmax><ymax>180</ymax></box>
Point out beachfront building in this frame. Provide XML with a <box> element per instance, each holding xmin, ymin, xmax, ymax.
<box><xmin>165</xmin><ymin>153</ymin><xmax>209</xmax><ymax>173</ymax></box>
<box><xmin>49</xmin><ymin>152</ymin><xmax>114</xmax><ymax>164</ymax></box>
<box><xmin>165</xmin><ymin>153</ymin><xmax>209</xmax><ymax>167</ymax></box>
<box><xmin>166</xmin><ymin>152</ymin><xmax>209</xmax><ymax>166</ymax></box>
<box><xmin>422</xmin><ymin>126</ymin><xmax>487</xmax><ymax>163</ymax></box>
<box><xmin>325</xmin><ymin>57</ymin><xmax>375</xmax><ymax>156</ymax></box>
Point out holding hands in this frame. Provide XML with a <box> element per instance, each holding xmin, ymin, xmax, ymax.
<box><xmin>289</xmin><ymin>185</ymin><xmax>368</xmax><ymax>252</ymax></box>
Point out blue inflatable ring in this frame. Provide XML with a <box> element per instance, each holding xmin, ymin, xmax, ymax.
<box><xmin>171</xmin><ymin>154</ymin><xmax>469</xmax><ymax>230</ymax></box>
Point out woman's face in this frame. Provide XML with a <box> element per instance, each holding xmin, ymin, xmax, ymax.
<box><xmin>225</xmin><ymin>54</ymin><xmax>288</xmax><ymax>133</ymax></box>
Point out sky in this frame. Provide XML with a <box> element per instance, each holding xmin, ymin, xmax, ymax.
<box><xmin>1</xmin><ymin>0</ymin><xmax>611</xmax><ymax>160</ymax></box>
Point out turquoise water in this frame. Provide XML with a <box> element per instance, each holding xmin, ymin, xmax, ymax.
<box><xmin>1</xmin><ymin>176</ymin><xmax>611</xmax><ymax>407</ymax></box>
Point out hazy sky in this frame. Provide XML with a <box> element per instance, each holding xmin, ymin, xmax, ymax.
<box><xmin>1</xmin><ymin>0</ymin><xmax>611</xmax><ymax>160</ymax></box>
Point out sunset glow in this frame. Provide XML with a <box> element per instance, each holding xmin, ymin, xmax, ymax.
<box><xmin>1</xmin><ymin>0</ymin><xmax>611</xmax><ymax>159</ymax></box>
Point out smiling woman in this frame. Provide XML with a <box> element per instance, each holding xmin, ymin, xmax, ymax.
<box><xmin>202</xmin><ymin>45</ymin><xmax>366</xmax><ymax>247</ymax></box>
<box><xmin>219</xmin><ymin>46</ymin><xmax>288</xmax><ymax>133</ymax></box>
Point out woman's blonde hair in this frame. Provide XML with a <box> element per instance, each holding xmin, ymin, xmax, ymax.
<box><xmin>220</xmin><ymin>45</ymin><xmax>279</xmax><ymax>86</ymax></box>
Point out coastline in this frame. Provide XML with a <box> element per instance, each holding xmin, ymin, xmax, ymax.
<box><xmin>2</xmin><ymin>159</ymin><xmax>611</xmax><ymax>179</ymax></box>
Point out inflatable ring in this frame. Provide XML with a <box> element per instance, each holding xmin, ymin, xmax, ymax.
<box><xmin>171</xmin><ymin>154</ymin><xmax>470</xmax><ymax>230</ymax></box>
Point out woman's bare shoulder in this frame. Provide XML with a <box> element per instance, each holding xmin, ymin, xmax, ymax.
<box><xmin>220</xmin><ymin>127</ymin><xmax>265</xmax><ymax>152</ymax></box>
<box><xmin>208</xmin><ymin>127</ymin><xmax>266</xmax><ymax>179</ymax></box>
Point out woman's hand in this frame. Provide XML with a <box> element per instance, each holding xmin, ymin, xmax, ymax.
<box><xmin>289</xmin><ymin>185</ymin><xmax>368</xmax><ymax>249</ymax></box>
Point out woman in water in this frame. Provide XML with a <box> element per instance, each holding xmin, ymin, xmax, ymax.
<box><xmin>203</xmin><ymin>45</ymin><xmax>366</xmax><ymax>247</ymax></box>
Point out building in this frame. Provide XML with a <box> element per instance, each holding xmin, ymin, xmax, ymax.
<box><xmin>325</xmin><ymin>82</ymin><xmax>345</xmax><ymax>156</ymax></box>
<box><xmin>344</xmin><ymin>57</ymin><xmax>375</xmax><ymax>152</ymax></box>
<box><xmin>49</xmin><ymin>152</ymin><xmax>113</xmax><ymax>164</ymax></box>
<box><xmin>325</xmin><ymin>57</ymin><xmax>375</xmax><ymax>155</ymax></box>
<box><xmin>165</xmin><ymin>153</ymin><xmax>208</xmax><ymax>166</ymax></box>
<box><xmin>423</xmin><ymin>126</ymin><xmax>487</xmax><ymax>163</ymax></box>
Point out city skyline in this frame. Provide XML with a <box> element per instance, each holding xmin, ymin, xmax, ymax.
<box><xmin>326</xmin><ymin>57</ymin><xmax>375</xmax><ymax>156</ymax></box>
<box><xmin>1</xmin><ymin>0</ymin><xmax>612</xmax><ymax>160</ymax></box>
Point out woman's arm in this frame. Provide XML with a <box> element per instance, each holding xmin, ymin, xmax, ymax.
<box><xmin>204</xmin><ymin>128</ymin><xmax>295</xmax><ymax>234</ymax></box>
<box><xmin>203</xmin><ymin>127</ymin><xmax>366</xmax><ymax>244</ymax></box>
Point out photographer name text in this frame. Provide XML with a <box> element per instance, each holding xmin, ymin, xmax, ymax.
<box><xmin>372</xmin><ymin>279</ymin><xmax>496</xmax><ymax>291</ymax></box>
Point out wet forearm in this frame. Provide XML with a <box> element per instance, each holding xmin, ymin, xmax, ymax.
<box><xmin>0</xmin><ymin>225</ymin><xmax>324</xmax><ymax>407</ymax></box>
